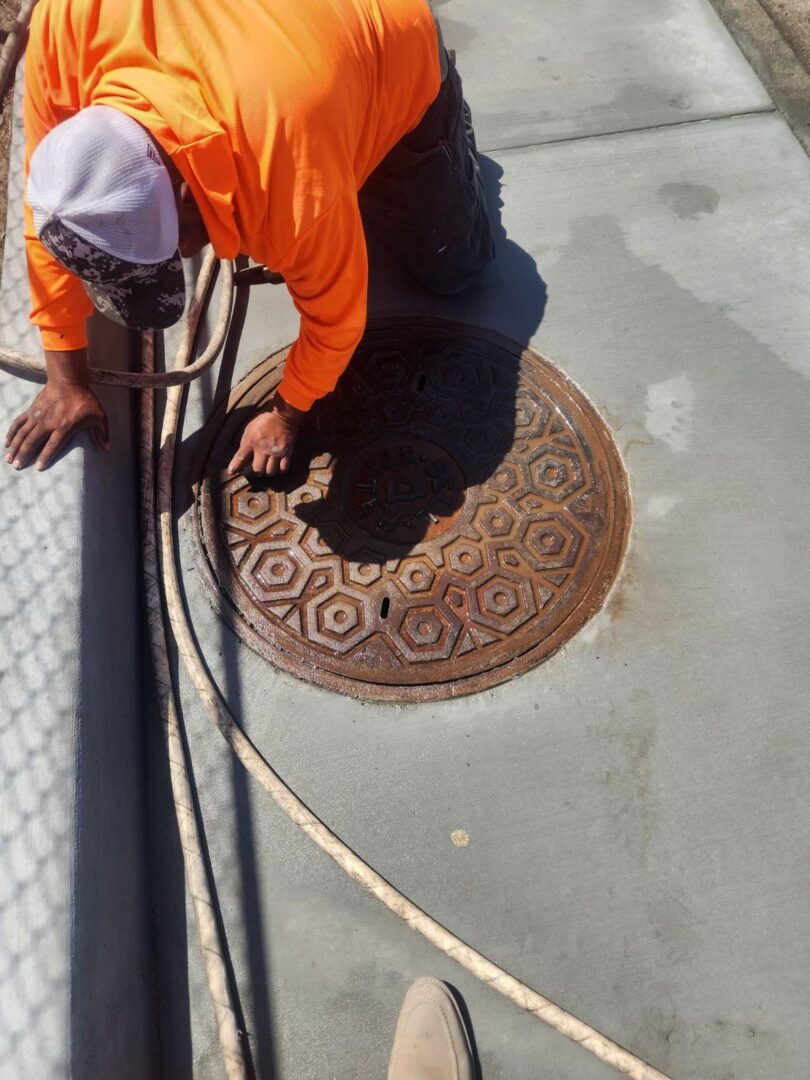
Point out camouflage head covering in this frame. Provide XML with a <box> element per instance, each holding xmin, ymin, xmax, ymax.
<box><xmin>38</xmin><ymin>217</ymin><xmax>186</xmax><ymax>331</ymax></box>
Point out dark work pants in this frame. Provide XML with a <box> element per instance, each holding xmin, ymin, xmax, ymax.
<box><xmin>359</xmin><ymin>56</ymin><xmax>495</xmax><ymax>296</ymax></box>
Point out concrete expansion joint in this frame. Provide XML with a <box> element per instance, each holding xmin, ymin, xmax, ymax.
<box><xmin>483</xmin><ymin>105</ymin><xmax>779</xmax><ymax>157</ymax></box>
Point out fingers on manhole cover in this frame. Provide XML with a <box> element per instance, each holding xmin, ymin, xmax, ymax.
<box><xmin>195</xmin><ymin>321</ymin><xmax>630</xmax><ymax>701</ymax></box>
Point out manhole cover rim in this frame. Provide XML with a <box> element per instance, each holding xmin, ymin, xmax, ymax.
<box><xmin>191</xmin><ymin>317</ymin><xmax>631</xmax><ymax>703</ymax></box>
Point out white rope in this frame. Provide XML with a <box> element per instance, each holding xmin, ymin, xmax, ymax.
<box><xmin>2</xmin><ymin>8</ymin><xmax>246</xmax><ymax>1075</ymax></box>
<box><xmin>2</xmin><ymin>10</ymin><xmax>673</xmax><ymax>1075</ymax></box>
<box><xmin>154</xmin><ymin>301</ymin><xmax>672</xmax><ymax>1080</ymax></box>
<box><xmin>139</xmin><ymin>267</ymin><xmax>247</xmax><ymax>1080</ymax></box>
<box><xmin>0</xmin><ymin>253</ymin><xmax>233</xmax><ymax>387</ymax></box>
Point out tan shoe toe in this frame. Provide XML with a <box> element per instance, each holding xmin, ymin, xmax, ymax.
<box><xmin>387</xmin><ymin>977</ymin><xmax>476</xmax><ymax>1080</ymax></box>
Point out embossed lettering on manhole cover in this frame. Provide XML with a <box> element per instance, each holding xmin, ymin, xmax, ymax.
<box><xmin>195</xmin><ymin>320</ymin><xmax>630</xmax><ymax>701</ymax></box>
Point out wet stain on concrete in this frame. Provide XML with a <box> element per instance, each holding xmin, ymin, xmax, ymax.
<box><xmin>647</xmin><ymin>891</ymin><xmax>702</xmax><ymax>968</ymax></box>
<box><xmin>667</xmin><ymin>92</ymin><xmax>693</xmax><ymax>111</ymax></box>
<box><xmin>591</xmin><ymin>702</ymin><xmax>657</xmax><ymax>867</ymax></box>
<box><xmin>603</xmin><ymin>576</ymin><xmax>631</xmax><ymax>625</ymax></box>
<box><xmin>658</xmin><ymin>182</ymin><xmax>720</xmax><ymax>219</ymax></box>
<box><xmin>586</xmin><ymin>82</ymin><xmax>700</xmax><ymax>130</ymax></box>
<box><xmin>645</xmin><ymin>374</ymin><xmax>694</xmax><ymax>453</ymax></box>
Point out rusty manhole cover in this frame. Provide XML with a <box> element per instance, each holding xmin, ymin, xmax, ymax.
<box><xmin>195</xmin><ymin>320</ymin><xmax>630</xmax><ymax>701</ymax></box>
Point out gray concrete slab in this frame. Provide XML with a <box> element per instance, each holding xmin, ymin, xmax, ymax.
<box><xmin>165</xmin><ymin>110</ymin><xmax>810</xmax><ymax>1080</ymax></box>
<box><xmin>437</xmin><ymin>0</ymin><xmax>774</xmax><ymax>152</ymax></box>
<box><xmin>1</xmin><ymin>0</ymin><xmax>807</xmax><ymax>1075</ymax></box>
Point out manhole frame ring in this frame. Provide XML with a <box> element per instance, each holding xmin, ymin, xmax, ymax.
<box><xmin>190</xmin><ymin>317</ymin><xmax>632</xmax><ymax>703</ymax></box>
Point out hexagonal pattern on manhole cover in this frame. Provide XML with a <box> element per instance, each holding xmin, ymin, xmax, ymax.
<box><xmin>194</xmin><ymin>319</ymin><xmax>630</xmax><ymax>701</ymax></box>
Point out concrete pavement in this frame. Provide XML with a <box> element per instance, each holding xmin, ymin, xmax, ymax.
<box><xmin>161</xmin><ymin>2</ymin><xmax>810</xmax><ymax>1078</ymax></box>
<box><xmin>1</xmin><ymin>0</ymin><xmax>808</xmax><ymax>1078</ymax></box>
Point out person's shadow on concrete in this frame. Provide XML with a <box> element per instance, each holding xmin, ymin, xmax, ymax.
<box><xmin>476</xmin><ymin>152</ymin><xmax>549</xmax><ymax>346</ymax></box>
<box><xmin>200</xmin><ymin>151</ymin><xmax>549</xmax><ymax>566</ymax></box>
<box><xmin>357</xmin><ymin>150</ymin><xmax>548</xmax><ymax>368</ymax></box>
<box><xmin>283</xmin><ymin>151</ymin><xmax>548</xmax><ymax>557</ymax></box>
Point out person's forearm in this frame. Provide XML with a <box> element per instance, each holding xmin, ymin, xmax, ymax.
<box><xmin>271</xmin><ymin>388</ymin><xmax>305</xmax><ymax>421</ymax></box>
<box><xmin>45</xmin><ymin>347</ymin><xmax>89</xmax><ymax>386</ymax></box>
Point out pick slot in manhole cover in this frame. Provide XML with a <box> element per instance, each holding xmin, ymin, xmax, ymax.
<box><xmin>194</xmin><ymin>319</ymin><xmax>630</xmax><ymax>701</ymax></box>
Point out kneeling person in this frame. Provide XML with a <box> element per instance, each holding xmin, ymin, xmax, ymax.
<box><xmin>5</xmin><ymin>0</ymin><xmax>493</xmax><ymax>473</ymax></box>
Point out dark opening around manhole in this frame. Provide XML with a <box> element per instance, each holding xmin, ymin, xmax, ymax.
<box><xmin>194</xmin><ymin>320</ymin><xmax>630</xmax><ymax>701</ymax></box>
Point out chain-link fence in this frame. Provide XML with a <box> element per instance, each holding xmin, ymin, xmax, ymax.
<box><xmin>1</xmin><ymin>53</ymin><xmax>158</xmax><ymax>1077</ymax></box>
<box><xmin>0</xmin><ymin>64</ymin><xmax>77</xmax><ymax>1080</ymax></box>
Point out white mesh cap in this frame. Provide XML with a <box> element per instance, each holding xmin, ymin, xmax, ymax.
<box><xmin>27</xmin><ymin>105</ymin><xmax>179</xmax><ymax>264</ymax></box>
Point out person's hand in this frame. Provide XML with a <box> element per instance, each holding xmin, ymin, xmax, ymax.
<box><xmin>227</xmin><ymin>393</ymin><xmax>304</xmax><ymax>477</ymax></box>
<box><xmin>4</xmin><ymin>349</ymin><xmax>109</xmax><ymax>472</ymax></box>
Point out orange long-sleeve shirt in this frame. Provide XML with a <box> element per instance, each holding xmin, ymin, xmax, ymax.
<box><xmin>23</xmin><ymin>0</ymin><xmax>441</xmax><ymax>409</ymax></box>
